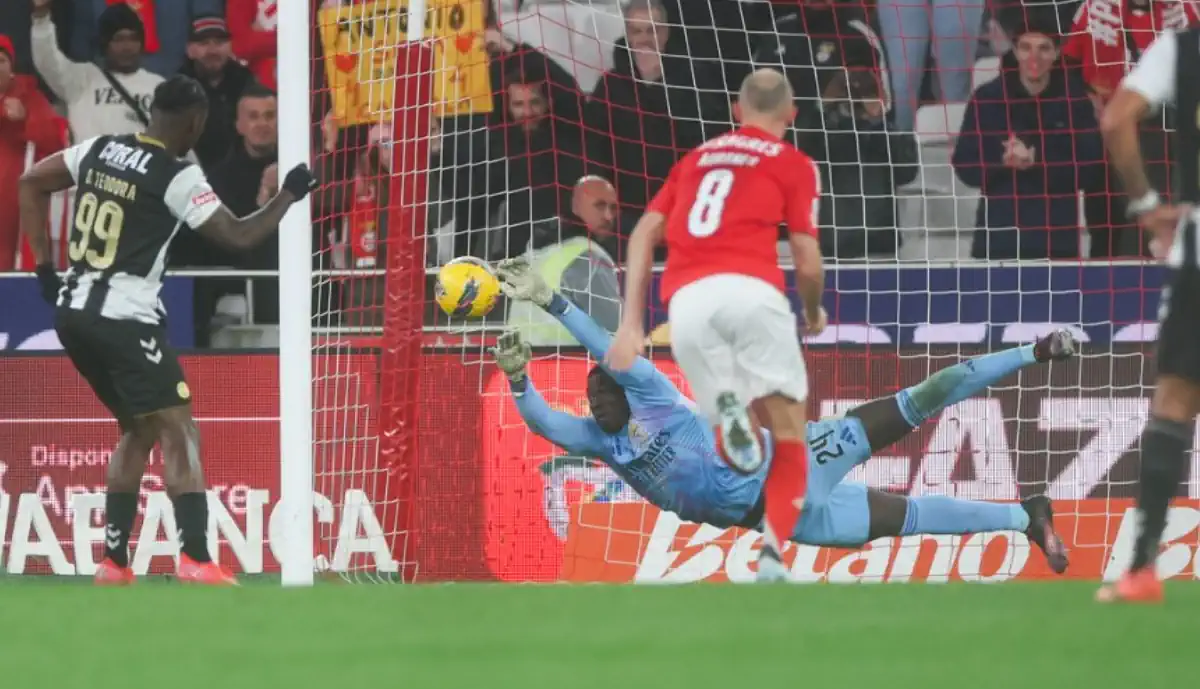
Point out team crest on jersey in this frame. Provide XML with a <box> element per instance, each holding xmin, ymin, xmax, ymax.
<box><xmin>816</xmin><ymin>42</ymin><xmax>835</xmax><ymax>63</ymax></box>
<box><xmin>627</xmin><ymin>421</ymin><xmax>649</xmax><ymax>444</ymax></box>
<box><xmin>177</xmin><ymin>382</ymin><xmax>191</xmax><ymax>401</ymax></box>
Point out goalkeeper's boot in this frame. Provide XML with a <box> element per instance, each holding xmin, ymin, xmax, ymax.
<box><xmin>755</xmin><ymin>544</ymin><xmax>789</xmax><ymax>584</ymax></box>
<box><xmin>176</xmin><ymin>554</ymin><xmax>239</xmax><ymax>586</ymax></box>
<box><xmin>715</xmin><ymin>392</ymin><xmax>764</xmax><ymax>474</ymax></box>
<box><xmin>1021</xmin><ymin>495</ymin><xmax>1069</xmax><ymax>574</ymax></box>
<box><xmin>1096</xmin><ymin>567</ymin><xmax>1164</xmax><ymax>604</ymax></box>
<box><xmin>1033</xmin><ymin>329</ymin><xmax>1079</xmax><ymax>363</ymax></box>
<box><xmin>94</xmin><ymin>558</ymin><xmax>135</xmax><ymax>586</ymax></box>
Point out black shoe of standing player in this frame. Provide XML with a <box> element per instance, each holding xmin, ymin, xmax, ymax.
<box><xmin>1022</xmin><ymin>495</ymin><xmax>1069</xmax><ymax>574</ymax></box>
<box><xmin>1033</xmin><ymin>329</ymin><xmax>1079</xmax><ymax>363</ymax></box>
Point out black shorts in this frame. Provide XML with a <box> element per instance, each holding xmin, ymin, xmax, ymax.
<box><xmin>55</xmin><ymin>308</ymin><xmax>190</xmax><ymax>431</ymax></box>
<box><xmin>1156</xmin><ymin>265</ymin><xmax>1200</xmax><ymax>384</ymax></box>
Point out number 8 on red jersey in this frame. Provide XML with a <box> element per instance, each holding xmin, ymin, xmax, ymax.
<box><xmin>650</xmin><ymin>125</ymin><xmax>821</xmax><ymax>304</ymax></box>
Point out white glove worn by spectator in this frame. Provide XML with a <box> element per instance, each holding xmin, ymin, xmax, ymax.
<box><xmin>490</xmin><ymin>330</ymin><xmax>532</xmax><ymax>383</ymax></box>
<box><xmin>496</xmin><ymin>257</ymin><xmax>553</xmax><ymax>308</ymax></box>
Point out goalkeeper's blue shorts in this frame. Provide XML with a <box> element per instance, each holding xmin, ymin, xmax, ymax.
<box><xmin>793</xmin><ymin>415</ymin><xmax>874</xmax><ymax>547</ymax></box>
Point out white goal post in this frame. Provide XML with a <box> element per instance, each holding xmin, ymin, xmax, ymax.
<box><xmin>277</xmin><ymin>0</ymin><xmax>314</xmax><ymax>587</ymax></box>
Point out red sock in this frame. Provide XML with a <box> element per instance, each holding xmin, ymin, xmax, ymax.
<box><xmin>762</xmin><ymin>439</ymin><xmax>808</xmax><ymax>551</ymax></box>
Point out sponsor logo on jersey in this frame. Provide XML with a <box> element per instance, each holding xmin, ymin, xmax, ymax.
<box><xmin>624</xmin><ymin>431</ymin><xmax>676</xmax><ymax>486</ymax></box>
<box><xmin>191</xmin><ymin>190</ymin><xmax>218</xmax><ymax>207</ymax></box>
<box><xmin>96</xmin><ymin>140</ymin><xmax>154</xmax><ymax>175</ymax></box>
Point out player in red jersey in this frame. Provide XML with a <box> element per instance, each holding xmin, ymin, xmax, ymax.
<box><xmin>607</xmin><ymin>69</ymin><xmax>827</xmax><ymax>583</ymax></box>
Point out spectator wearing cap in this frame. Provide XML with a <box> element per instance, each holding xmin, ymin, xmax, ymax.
<box><xmin>179</xmin><ymin>15</ymin><xmax>257</xmax><ymax>170</ymax></box>
<box><xmin>0</xmin><ymin>33</ymin><xmax>65</xmax><ymax>270</ymax></box>
<box><xmin>226</xmin><ymin>0</ymin><xmax>278</xmax><ymax>91</ymax></box>
<box><xmin>31</xmin><ymin>0</ymin><xmax>163</xmax><ymax>140</ymax></box>
<box><xmin>952</xmin><ymin>8</ymin><xmax>1103</xmax><ymax>260</ymax></box>
<box><xmin>67</xmin><ymin>0</ymin><xmax>225</xmax><ymax>78</ymax></box>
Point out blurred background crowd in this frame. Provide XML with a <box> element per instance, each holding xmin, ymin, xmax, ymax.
<box><xmin>0</xmin><ymin>0</ymin><xmax>1192</xmax><ymax>343</ymax></box>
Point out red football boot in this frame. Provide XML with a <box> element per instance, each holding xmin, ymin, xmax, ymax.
<box><xmin>176</xmin><ymin>554</ymin><xmax>239</xmax><ymax>586</ymax></box>
<box><xmin>1096</xmin><ymin>568</ymin><xmax>1164</xmax><ymax>604</ymax></box>
<box><xmin>94</xmin><ymin>558</ymin><xmax>135</xmax><ymax>586</ymax></box>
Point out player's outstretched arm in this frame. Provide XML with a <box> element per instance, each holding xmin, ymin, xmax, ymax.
<box><xmin>490</xmin><ymin>330</ymin><xmax>611</xmax><ymax>459</ymax></box>
<box><xmin>496</xmin><ymin>257</ymin><xmax>680</xmax><ymax>403</ymax></box>
<box><xmin>186</xmin><ymin>164</ymin><xmax>317</xmax><ymax>251</ymax></box>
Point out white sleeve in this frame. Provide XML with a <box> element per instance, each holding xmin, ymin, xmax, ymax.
<box><xmin>30</xmin><ymin>15</ymin><xmax>89</xmax><ymax>100</ymax></box>
<box><xmin>62</xmin><ymin>137</ymin><xmax>100</xmax><ymax>183</ymax></box>
<box><xmin>163</xmin><ymin>165</ymin><xmax>223</xmax><ymax>230</ymax></box>
<box><xmin>1121</xmin><ymin>30</ymin><xmax>1178</xmax><ymax>109</ymax></box>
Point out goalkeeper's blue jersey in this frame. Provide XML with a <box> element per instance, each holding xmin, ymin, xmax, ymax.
<box><xmin>511</xmin><ymin>297</ymin><xmax>767</xmax><ymax>527</ymax></box>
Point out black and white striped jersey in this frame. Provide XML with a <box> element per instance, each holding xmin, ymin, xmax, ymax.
<box><xmin>58</xmin><ymin>133</ymin><xmax>222</xmax><ymax>324</ymax></box>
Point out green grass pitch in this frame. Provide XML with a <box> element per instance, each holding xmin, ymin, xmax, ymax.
<box><xmin>0</xmin><ymin>581</ymin><xmax>1195</xmax><ymax>688</ymax></box>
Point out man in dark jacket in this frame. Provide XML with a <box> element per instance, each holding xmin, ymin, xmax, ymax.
<box><xmin>176</xmin><ymin>84</ymin><xmax>278</xmax><ymax>341</ymax></box>
<box><xmin>796</xmin><ymin>70</ymin><xmax>918</xmax><ymax>259</ymax></box>
<box><xmin>210</xmin><ymin>83</ymin><xmax>279</xmax><ymax>323</ymax></box>
<box><xmin>753</xmin><ymin>0</ymin><xmax>891</xmax><ymax>121</ymax></box>
<box><xmin>585</xmin><ymin>0</ymin><xmax>730</xmax><ymax>214</ymax></box>
<box><xmin>952</xmin><ymin>9</ymin><xmax>1103</xmax><ymax>260</ymax></box>
<box><xmin>178</xmin><ymin>15</ymin><xmax>257</xmax><ymax>170</ymax></box>
<box><xmin>455</xmin><ymin>65</ymin><xmax>586</xmax><ymax>259</ymax></box>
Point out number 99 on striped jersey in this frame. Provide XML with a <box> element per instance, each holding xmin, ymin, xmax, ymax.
<box><xmin>68</xmin><ymin>191</ymin><xmax>125</xmax><ymax>271</ymax></box>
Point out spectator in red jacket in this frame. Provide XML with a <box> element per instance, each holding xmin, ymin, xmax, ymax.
<box><xmin>0</xmin><ymin>33</ymin><xmax>65</xmax><ymax>271</ymax></box>
<box><xmin>227</xmin><ymin>0</ymin><xmax>277</xmax><ymax>90</ymax></box>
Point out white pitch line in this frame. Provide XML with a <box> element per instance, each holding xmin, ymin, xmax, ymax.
<box><xmin>0</xmin><ymin>417</ymin><xmax>279</xmax><ymax>424</ymax></box>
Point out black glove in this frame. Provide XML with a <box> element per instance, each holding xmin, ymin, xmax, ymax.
<box><xmin>35</xmin><ymin>262</ymin><xmax>62</xmax><ymax>306</ymax></box>
<box><xmin>282</xmin><ymin>164</ymin><xmax>317</xmax><ymax>201</ymax></box>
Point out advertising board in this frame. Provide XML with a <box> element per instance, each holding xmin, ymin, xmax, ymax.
<box><xmin>3</xmin><ymin>349</ymin><xmax>1198</xmax><ymax>581</ymax></box>
<box><xmin>0</xmin><ymin>276</ymin><xmax>195</xmax><ymax>351</ymax></box>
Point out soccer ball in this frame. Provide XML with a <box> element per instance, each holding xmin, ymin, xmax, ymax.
<box><xmin>435</xmin><ymin>258</ymin><xmax>500</xmax><ymax>318</ymax></box>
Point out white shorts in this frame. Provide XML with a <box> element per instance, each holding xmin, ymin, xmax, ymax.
<box><xmin>667</xmin><ymin>274</ymin><xmax>809</xmax><ymax>422</ymax></box>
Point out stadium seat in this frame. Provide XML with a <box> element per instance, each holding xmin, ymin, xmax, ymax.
<box><xmin>971</xmin><ymin>56</ymin><xmax>1002</xmax><ymax>91</ymax></box>
<box><xmin>911</xmin><ymin>102</ymin><xmax>968</xmax><ymax>147</ymax></box>
<box><xmin>897</xmin><ymin>102</ymin><xmax>977</xmax><ymax>260</ymax></box>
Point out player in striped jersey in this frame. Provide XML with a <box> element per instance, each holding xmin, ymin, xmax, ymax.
<box><xmin>18</xmin><ymin>75</ymin><xmax>316</xmax><ymax>585</ymax></box>
<box><xmin>1097</xmin><ymin>27</ymin><xmax>1200</xmax><ymax>603</ymax></box>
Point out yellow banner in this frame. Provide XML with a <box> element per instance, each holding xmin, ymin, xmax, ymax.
<box><xmin>317</xmin><ymin>0</ymin><xmax>492</xmax><ymax>124</ymax></box>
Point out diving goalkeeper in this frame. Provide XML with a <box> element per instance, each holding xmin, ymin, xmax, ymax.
<box><xmin>491</xmin><ymin>258</ymin><xmax>1072</xmax><ymax>573</ymax></box>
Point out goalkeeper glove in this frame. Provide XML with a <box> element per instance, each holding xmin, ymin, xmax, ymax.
<box><xmin>496</xmin><ymin>256</ymin><xmax>553</xmax><ymax>308</ymax></box>
<box><xmin>490</xmin><ymin>330</ymin><xmax>532</xmax><ymax>386</ymax></box>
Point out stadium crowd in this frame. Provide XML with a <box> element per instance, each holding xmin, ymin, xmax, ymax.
<box><xmin>0</xmin><ymin>0</ymin><xmax>1192</xmax><ymax>339</ymax></box>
